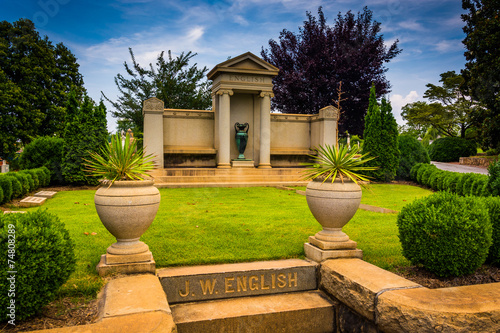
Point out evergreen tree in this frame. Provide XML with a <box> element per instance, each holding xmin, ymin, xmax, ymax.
<box><xmin>379</xmin><ymin>98</ymin><xmax>400</xmax><ymax>181</ymax></box>
<box><xmin>62</xmin><ymin>90</ymin><xmax>107</xmax><ymax>185</ymax></box>
<box><xmin>103</xmin><ymin>48</ymin><xmax>211</xmax><ymax>134</ymax></box>
<box><xmin>362</xmin><ymin>84</ymin><xmax>382</xmax><ymax>179</ymax></box>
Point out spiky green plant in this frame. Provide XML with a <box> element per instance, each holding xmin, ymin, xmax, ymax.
<box><xmin>84</xmin><ymin>132</ymin><xmax>156</xmax><ymax>184</ymax></box>
<box><xmin>302</xmin><ymin>144</ymin><xmax>377</xmax><ymax>185</ymax></box>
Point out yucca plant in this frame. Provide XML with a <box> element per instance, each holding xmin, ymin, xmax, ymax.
<box><xmin>84</xmin><ymin>132</ymin><xmax>156</xmax><ymax>184</ymax></box>
<box><xmin>302</xmin><ymin>144</ymin><xmax>377</xmax><ymax>185</ymax></box>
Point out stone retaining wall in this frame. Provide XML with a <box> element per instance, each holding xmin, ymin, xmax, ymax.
<box><xmin>459</xmin><ymin>156</ymin><xmax>497</xmax><ymax>168</ymax></box>
<box><xmin>320</xmin><ymin>258</ymin><xmax>500</xmax><ymax>333</ymax></box>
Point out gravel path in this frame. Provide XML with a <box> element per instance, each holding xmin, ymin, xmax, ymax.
<box><xmin>431</xmin><ymin>161</ymin><xmax>489</xmax><ymax>175</ymax></box>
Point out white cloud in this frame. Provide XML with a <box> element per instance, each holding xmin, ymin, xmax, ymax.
<box><xmin>434</xmin><ymin>39</ymin><xmax>465</xmax><ymax>53</ymax></box>
<box><xmin>390</xmin><ymin>91</ymin><xmax>419</xmax><ymax>125</ymax></box>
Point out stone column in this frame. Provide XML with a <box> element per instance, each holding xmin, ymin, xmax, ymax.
<box><xmin>217</xmin><ymin>89</ymin><xmax>233</xmax><ymax>168</ymax></box>
<box><xmin>143</xmin><ymin>97</ymin><xmax>165</xmax><ymax>169</ymax></box>
<box><xmin>258</xmin><ymin>91</ymin><xmax>273</xmax><ymax>168</ymax></box>
<box><xmin>318</xmin><ymin>105</ymin><xmax>339</xmax><ymax>147</ymax></box>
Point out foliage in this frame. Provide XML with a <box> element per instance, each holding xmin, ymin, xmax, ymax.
<box><xmin>301</xmin><ymin>143</ymin><xmax>376</xmax><ymax>185</ymax></box>
<box><xmin>261</xmin><ymin>7</ymin><xmax>401</xmax><ymax>136</ymax></box>
<box><xmin>84</xmin><ymin>132</ymin><xmax>156</xmax><ymax>184</ymax></box>
<box><xmin>487</xmin><ymin>160</ymin><xmax>500</xmax><ymax>196</ymax></box>
<box><xmin>103</xmin><ymin>48</ymin><xmax>211</xmax><ymax>133</ymax></box>
<box><xmin>401</xmin><ymin>71</ymin><xmax>480</xmax><ymax>138</ymax></box>
<box><xmin>62</xmin><ymin>90</ymin><xmax>108</xmax><ymax>185</ymax></box>
<box><xmin>2</xmin><ymin>175</ymin><xmax>22</xmax><ymax>199</ymax></box>
<box><xmin>397</xmin><ymin>191</ymin><xmax>492</xmax><ymax>277</ymax></box>
<box><xmin>0</xmin><ymin>176</ymin><xmax>13</xmax><ymax>204</ymax></box>
<box><xmin>19</xmin><ymin>136</ymin><xmax>65</xmax><ymax>185</ymax></box>
<box><xmin>0</xmin><ymin>210</ymin><xmax>76</xmax><ymax>321</ymax></box>
<box><xmin>18</xmin><ymin>171</ymin><xmax>34</xmax><ymax>192</ymax></box>
<box><xmin>0</xmin><ymin>19</ymin><xmax>85</xmax><ymax>159</ymax></box>
<box><xmin>428</xmin><ymin>136</ymin><xmax>477</xmax><ymax>162</ymax></box>
<box><xmin>397</xmin><ymin>136</ymin><xmax>430</xmax><ymax>180</ymax></box>
<box><xmin>485</xmin><ymin>197</ymin><xmax>500</xmax><ymax>266</ymax></box>
<box><xmin>462</xmin><ymin>0</ymin><xmax>500</xmax><ymax>150</ymax></box>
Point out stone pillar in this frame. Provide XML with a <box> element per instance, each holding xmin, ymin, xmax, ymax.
<box><xmin>318</xmin><ymin>105</ymin><xmax>339</xmax><ymax>147</ymax></box>
<box><xmin>143</xmin><ymin>97</ymin><xmax>164</xmax><ymax>169</ymax></box>
<box><xmin>217</xmin><ymin>89</ymin><xmax>233</xmax><ymax>168</ymax></box>
<box><xmin>259</xmin><ymin>91</ymin><xmax>273</xmax><ymax>168</ymax></box>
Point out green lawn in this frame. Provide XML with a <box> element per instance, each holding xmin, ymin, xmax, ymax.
<box><xmin>10</xmin><ymin>184</ymin><xmax>432</xmax><ymax>297</ymax></box>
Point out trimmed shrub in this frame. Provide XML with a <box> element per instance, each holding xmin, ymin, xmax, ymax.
<box><xmin>462</xmin><ymin>174</ymin><xmax>478</xmax><ymax>196</ymax></box>
<box><xmin>21</xmin><ymin>170</ymin><xmax>39</xmax><ymax>190</ymax></box>
<box><xmin>416</xmin><ymin>164</ymin><xmax>436</xmax><ymax>184</ymax></box>
<box><xmin>3</xmin><ymin>175</ymin><xmax>22</xmax><ymax>199</ymax></box>
<box><xmin>428</xmin><ymin>137</ymin><xmax>477</xmax><ymax>162</ymax></box>
<box><xmin>421</xmin><ymin>165</ymin><xmax>438</xmax><ymax>187</ymax></box>
<box><xmin>456</xmin><ymin>173</ymin><xmax>475</xmax><ymax>196</ymax></box>
<box><xmin>410</xmin><ymin>163</ymin><xmax>425</xmax><ymax>181</ymax></box>
<box><xmin>397</xmin><ymin>192</ymin><xmax>492</xmax><ymax>277</ymax></box>
<box><xmin>471</xmin><ymin>175</ymin><xmax>489</xmax><ymax>196</ymax></box>
<box><xmin>0</xmin><ymin>186</ymin><xmax>3</xmax><ymax>204</ymax></box>
<box><xmin>428</xmin><ymin>170</ymin><xmax>446</xmax><ymax>191</ymax></box>
<box><xmin>34</xmin><ymin>168</ymin><xmax>49</xmax><ymax>187</ymax></box>
<box><xmin>19</xmin><ymin>136</ymin><xmax>65</xmax><ymax>185</ymax></box>
<box><xmin>0</xmin><ymin>210</ymin><xmax>76</xmax><ymax>321</ymax></box>
<box><xmin>487</xmin><ymin>160</ymin><xmax>500</xmax><ymax>196</ymax></box>
<box><xmin>482</xmin><ymin>182</ymin><xmax>492</xmax><ymax>197</ymax></box>
<box><xmin>0</xmin><ymin>176</ymin><xmax>13</xmax><ymax>204</ymax></box>
<box><xmin>397</xmin><ymin>135</ymin><xmax>430</xmax><ymax>180</ymax></box>
<box><xmin>442</xmin><ymin>172</ymin><xmax>462</xmax><ymax>193</ymax></box>
<box><xmin>485</xmin><ymin>197</ymin><xmax>500</xmax><ymax>266</ymax></box>
<box><xmin>9</xmin><ymin>172</ymin><xmax>29</xmax><ymax>196</ymax></box>
<box><xmin>19</xmin><ymin>172</ymin><xmax>34</xmax><ymax>192</ymax></box>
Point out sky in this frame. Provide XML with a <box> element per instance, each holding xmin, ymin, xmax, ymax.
<box><xmin>2</xmin><ymin>0</ymin><xmax>468</xmax><ymax>132</ymax></box>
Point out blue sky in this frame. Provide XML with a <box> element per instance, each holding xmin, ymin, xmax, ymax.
<box><xmin>2</xmin><ymin>0</ymin><xmax>467</xmax><ymax>131</ymax></box>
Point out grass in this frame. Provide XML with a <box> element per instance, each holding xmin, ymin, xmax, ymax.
<box><xmin>9</xmin><ymin>184</ymin><xmax>433</xmax><ymax>297</ymax></box>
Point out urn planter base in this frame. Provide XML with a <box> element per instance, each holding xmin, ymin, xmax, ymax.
<box><xmin>96</xmin><ymin>254</ymin><xmax>156</xmax><ymax>277</ymax></box>
<box><xmin>304</xmin><ymin>242</ymin><xmax>363</xmax><ymax>263</ymax></box>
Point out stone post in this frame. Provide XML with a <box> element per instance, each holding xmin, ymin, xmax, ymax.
<box><xmin>217</xmin><ymin>89</ymin><xmax>233</xmax><ymax>168</ymax></box>
<box><xmin>318</xmin><ymin>105</ymin><xmax>339</xmax><ymax>147</ymax></box>
<box><xmin>143</xmin><ymin>97</ymin><xmax>164</xmax><ymax>169</ymax></box>
<box><xmin>258</xmin><ymin>91</ymin><xmax>273</xmax><ymax>168</ymax></box>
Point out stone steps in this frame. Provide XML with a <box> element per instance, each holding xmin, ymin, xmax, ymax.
<box><xmin>158</xmin><ymin>259</ymin><xmax>334</xmax><ymax>332</ymax></box>
<box><xmin>152</xmin><ymin>168</ymin><xmax>309</xmax><ymax>187</ymax></box>
<box><xmin>170</xmin><ymin>290</ymin><xmax>335</xmax><ymax>333</ymax></box>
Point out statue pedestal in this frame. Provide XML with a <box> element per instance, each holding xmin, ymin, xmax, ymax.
<box><xmin>231</xmin><ymin>160</ymin><xmax>254</xmax><ymax>168</ymax></box>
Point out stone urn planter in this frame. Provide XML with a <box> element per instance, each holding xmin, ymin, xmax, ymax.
<box><xmin>95</xmin><ymin>179</ymin><xmax>160</xmax><ymax>258</ymax></box>
<box><xmin>306</xmin><ymin>178</ymin><xmax>361</xmax><ymax>243</ymax></box>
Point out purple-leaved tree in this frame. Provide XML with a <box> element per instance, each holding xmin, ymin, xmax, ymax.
<box><xmin>261</xmin><ymin>6</ymin><xmax>401</xmax><ymax>136</ymax></box>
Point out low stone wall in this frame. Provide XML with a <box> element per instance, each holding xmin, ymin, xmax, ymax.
<box><xmin>320</xmin><ymin>258</ymin><xmax>500</xmax><ymax>333</ymax></box>
<box><xmin>459</xmin><ymin>156</ymin><xmax>497</xmax><ymax>168</ymax></box>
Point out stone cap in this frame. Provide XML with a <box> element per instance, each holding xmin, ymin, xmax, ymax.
<box><xmin>143</xmin><ymin>97</ymin><xmax>164</xmax><ymax>114</ymax></box>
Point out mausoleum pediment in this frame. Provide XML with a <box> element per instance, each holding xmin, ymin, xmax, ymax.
<box><xmin>207</xmin><ymin>52</ymin><xmax>278</xmax><ymax>80</ymax></box>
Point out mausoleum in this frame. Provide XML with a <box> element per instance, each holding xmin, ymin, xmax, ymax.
<box><xmin>143</xmin><ymin>52</ymin><xmax>338</xmax><ymax>186</ymax></box>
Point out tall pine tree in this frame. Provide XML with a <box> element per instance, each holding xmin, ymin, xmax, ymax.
<box><xmin>62</xmin><ymin>90</ymin><xmax>108</xmax><ymax>185</ymax></box>
<box><xmin>362</xmin><ymin>85</ymin><xmax>400</xmax><ymax>181</ymax></box>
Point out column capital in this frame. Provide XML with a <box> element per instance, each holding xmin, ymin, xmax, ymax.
<box><xmin>260</xmin><ymin>91</ymin><xmax>274</xmax><ymax>98</ymax></box>
<box><xmin>216</xmin><ymin>89</ymin><xmax>234</xmax><ymax>96</ymax></box>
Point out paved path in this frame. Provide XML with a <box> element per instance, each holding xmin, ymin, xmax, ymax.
<box><xmin>431</xmin><ymin>161</ymin><xmax>489</xmax><ymax>175</ymax></box>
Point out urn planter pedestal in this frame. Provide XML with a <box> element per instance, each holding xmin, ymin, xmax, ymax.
<box><xmin>94</xmin><ymin>180</ymin><xmax>160</xmax><ymax>276</ymax></box>
<box><xmin>304</xmin><ymin>179</ymin><xmax>363</xmax><ymax>262</ymax></box>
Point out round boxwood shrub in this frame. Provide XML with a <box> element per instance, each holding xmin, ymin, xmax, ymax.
<box><xmin>442</xmin><ymin>172</ymin><xmax>462</xmax><ymax>193</ymax></box>
<box><xmin>0</xmin><ymin>176</ymin><xmax>13</xmax><ymax>204</ymax></box>
<box><xmin>416</xmin><ymin>164</ymin><xmax>437</xmax><ymax>184</ymax></box>
<box><xmin>397</xmin><ymin>191</ymin><xmax>492</xmax><ymax>277</ymax></box>
<box><xmin>428</xmin><ymin>137</ymin><xmax>477</xmax><ymax>162</ymax></box>
<box><xmin>471</xmin><ymin>175</ymin><xmax>488</xmax><ymax>196</ymax></box>
<box><xmin>34</xmin><ymin>168</ymin><xmax>49</xmax><ymax>187</ymax></box>
<box><xmin>410</xmin><ymin>163</ymin><xmax>425</xmax><ymax>181</ymax></box>
<box><xmin>456</xmin><ymin>173</ymin><xmax>474</xmax><ymax>196</ymax></box>
<box><xmin>396</xmin><ymin>135</ymin><xmax>431</xmax><ymax>180</ymax></box>
<box><xmin>487</xmin><ymin>160</ymin><xmax>500</xmax><ymax>196</ymax></box>
<box><xmin>485</xmin><ymin>197</ymin><xmax>500</xmax><ymax>266</ymax></box>
<box><xmin>19</xmin><ymin>136</ymin><xmax>65</xmax><ymax>185</ymax></box>
<box><xmin>421</xmin><ymin>165</ymin><xmax>438</xmax><ymax>187</ymax></box>
<box><xmin>428</xmin><ymin>170</ymin><xmax>446</xmax><ymax>191</ymax></box>
<box><xmin>3</xmin><ymin>175</ymin><xmax>22</xmax><ymax>199</ymax></box>
<box><xmin>19</xmin><ymin>172</ymin><xmax>35</xmax><ymax>192</ymax></box>
<box><xmin>0</xmin><ymin>186</ymin><xmax>3</xmax><ymax>204</ymax></box>
<box><xmin>462</xmin><ymin>174</ymin><xmax>478</xmax><ymax>196</ymax></box>
<box><xmin>20</xmin><ymin>170</ymin><xmax>39</xmax><ymax>190</ymax></box>
<box><xmin>0</xmin><ymin>209</ymin><xmax>76</xmax><ymax>321</ymax></box>
<box><xmin>8</xmin><ymin>172</ymin><xmax>29</xmax><ymax>196</ymax></box>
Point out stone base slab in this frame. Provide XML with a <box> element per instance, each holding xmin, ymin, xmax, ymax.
<box><xmin>96</xmin><ymin>254</ymin><xmax>156</xmax><ymax>277</ymax></box>
<box><xmin>105</xmin><ymin>250</ymin><xmax>153</xmax><ymax>264</ymax></box>
<box><xmin>304</xmin><ymin>242</ymin><xmax>363</xmax><ymax>262</ymax></box>
<box><xmin>231</xmin><ymin>159</ymin><xmax>255</xmax><ymax>168</ymax></box>
<box><xmin>34</xmin><ymin>190</ymin><xmax>57</xmax><ymax>198</ymax></box>
<box><xmin>19</xmin><ymin>196</ymin><xmax>46</xmax><ymax>207</ymax></box>
<box><xmin>171</xmin><ymin>290</ymin><xmax>334</xmax><ymax>333</ymax></box>
<box><xmin>158</xmin><ymin>259</ymin><xmax>318</xmax><ymax>304</ymax></box>
<box><xmin>309</xmin><ymin>236</ymin><xmax>357</xmax><ymax>250</ymax></box>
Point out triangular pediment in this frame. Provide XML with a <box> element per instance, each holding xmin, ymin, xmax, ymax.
<box><xmin>207</xmin><ymin>52</ymin><xmax>278</xmax><ymax>80</ymax></box>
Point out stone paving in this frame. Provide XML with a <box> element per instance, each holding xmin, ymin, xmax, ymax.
<box><xmin>432</xmin><ymin>161</ymin><xmax>489</xmax><ymax>175</ymax></box>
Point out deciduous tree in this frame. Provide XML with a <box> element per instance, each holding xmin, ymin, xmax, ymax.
<box><xmin>261</xmin><ymin>7</ymin><xmax>401</xmax><ymax>136</ymax></box>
